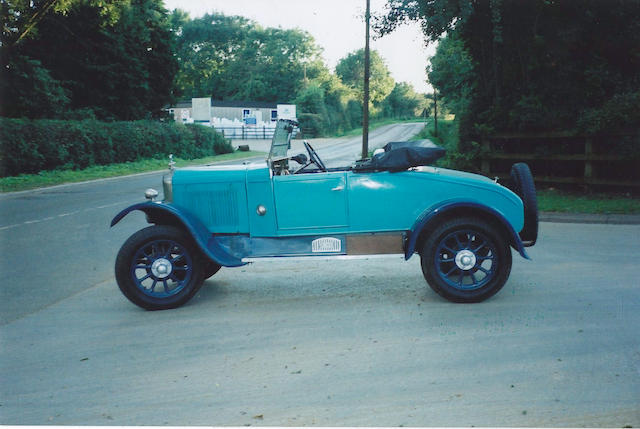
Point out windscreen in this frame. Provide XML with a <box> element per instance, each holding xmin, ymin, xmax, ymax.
<box><xmin>268</xmin><ymin>120</ymin><xmax>294</xmax><ymax>161</ymax></box>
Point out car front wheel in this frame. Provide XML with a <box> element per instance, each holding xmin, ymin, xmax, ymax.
<box><xmin>421</xmin><ymin>217</ymin><xmax>512</xmax><ymax>303</ymax></box>
<box><xmin>115</xmin><ymin>225</ymin><xmax>205</xmax><ymax>310</ymax></box>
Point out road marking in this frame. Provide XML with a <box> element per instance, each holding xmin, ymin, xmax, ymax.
<box><xmin>0</xmin><ymin>199</ymin><xmax>139</xmax><ymax>231</ymax></box>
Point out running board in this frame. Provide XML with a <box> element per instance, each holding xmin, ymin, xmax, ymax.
<box><xmin>242</xmin><ymin>254</ymin><xmax>406</xmax><ymax>263</ymax></box>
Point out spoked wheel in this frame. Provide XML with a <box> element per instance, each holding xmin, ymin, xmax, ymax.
<box><xmin>115</xmin><ymin>225</ymin><xmax>205</xmax><ymax>310</ymax></box>
<box><xmin>421</xmin><ymin>217</ymin><xmax>512</xmax><ymax>303</ymax></box>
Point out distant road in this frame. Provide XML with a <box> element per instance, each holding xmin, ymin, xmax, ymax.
<box><xmin>230</xmin><ymin>121</ymin><xmax>427</xmax><ymax>167</ymax></box>
<box><xmin>311</xmin><ymin>122</ymin><xmax>427</xmax><ymax>166</ymax></box>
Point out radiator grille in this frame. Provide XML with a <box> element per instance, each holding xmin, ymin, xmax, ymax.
<box><xmin>181</xmin><ymin>185</ymin><xmax>239</xmax><ymax>231</ymax></box>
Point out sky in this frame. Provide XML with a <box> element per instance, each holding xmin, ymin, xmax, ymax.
<box><xmin>163</xmin><ymin>0</ymin><xmax>436</xmax><ymax>93</ymax></box>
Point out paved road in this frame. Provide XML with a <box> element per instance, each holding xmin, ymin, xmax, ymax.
<box><xmin>1</xmin><ymin>122</ymin><xmax>639</xmax><ymax>426</ymax></box>
<box><xmin>1</xmin><ymin>223</ymin><xmax>638</xmax><ymax>426</ymax></box>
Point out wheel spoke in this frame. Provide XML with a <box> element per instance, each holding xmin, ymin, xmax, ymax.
<box><xmin>162</xmin><ymin>244</ymin><xmax>172</xmax><ymax>258</ymax></box>
<box><xmin>470</xmin><ymin>272</ymin><xmax>478</xmax><ymax>284</ymax></box>
<box><xmin>444</xmin><ymin>265</ymin><xmax>458</xmax><ymax>276</ymax></box>
<box><xmin>130</xmin><ymin>237</ymin><xmax>195</xmax><ymax>298</ymax></box>
<box><xmin>472</xmin><ymin>239</ymin><xmax>487</xmax><ymax>252</ymax></box>
<box><xmin>466</xmin><ymin>234</ymin><xmax>474</xmax><ymax>248</ymax></box>
<box><xmin>443</xmin><ymin>245</ymin><xmax>457</xmax><ymax>254</ymax></box>
<box><xmin>138</xmin><ymin>272</ymin><xmax>152</xmax><ymax>282</ymax></box>
<box><xmin>171</xmin><ymin>254</ymin><xmax>185</xmax><ymax>263</ymax></box>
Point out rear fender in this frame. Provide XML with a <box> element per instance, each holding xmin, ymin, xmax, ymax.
<box><xmin>405</xmin><ymin>201</ymin><xmax>530</xmax><ymax>260</ymax></box>
<box><xmin>111</xmin><ymin>202</ymin><xmax>245</xmax><ymax>267</ymax></box>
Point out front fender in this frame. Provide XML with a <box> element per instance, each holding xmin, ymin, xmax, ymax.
<box><xmin>111</xmin><ymin>202</ymin><xmax>246</xmax><ymax>267</ymax></box>
<box><xmin>405</xmin><ymin>201</ymin><xmax>530</xmax><ymax>261</ymax></box>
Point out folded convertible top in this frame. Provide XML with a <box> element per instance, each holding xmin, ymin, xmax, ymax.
<box><xmin>354</xmin><ymin>139</ymin><xmax>446</xmax><ymax>172</ymax></box>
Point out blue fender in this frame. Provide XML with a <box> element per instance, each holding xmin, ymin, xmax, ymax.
<box><xmin>405</xmin><ymin>201</ymin><xmax>530</xmax><ymax>260</ymax></box>
<box><xmin>111</xmin><ymin>202</ymin><xmax>246</xmax><ymax>267</ymax></box>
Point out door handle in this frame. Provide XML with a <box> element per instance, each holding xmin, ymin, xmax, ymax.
<box><xmin>331</xmin><ymin>185</ymin><xmax>345</xmax><ymax>191</ymax></box>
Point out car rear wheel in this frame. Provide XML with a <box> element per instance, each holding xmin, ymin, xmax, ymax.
<box><xmin>115</xmin><ymin>225</ymin><xmax>205</xmax><ymax>310</ymax></box>
<box><xmin>421</xmin><ymin>217</ymin><xmax>512</xmax><ymax>303</ymax></box>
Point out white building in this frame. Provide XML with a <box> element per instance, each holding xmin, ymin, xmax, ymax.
<box><xmin>168</xmin><ymin>98</ymin><xmax>296</xmax><ymax>124</ymax></box>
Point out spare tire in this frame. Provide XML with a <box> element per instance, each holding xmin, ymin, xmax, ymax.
<box><xmin>510</xmin><ymin>163</ymin><xmax>538</xmax><ymax>246</ymax></box>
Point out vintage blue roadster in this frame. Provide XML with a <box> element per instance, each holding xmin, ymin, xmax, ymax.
<box><xmin>112</xmin><ymin>119</ymin><xmax>538</xmax><ymax>310</ymax></box>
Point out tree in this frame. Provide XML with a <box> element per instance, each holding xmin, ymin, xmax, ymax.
<box><xmin>173</xmin><ymin>13</ymin><xmax>253</xmax><ymax>99</ymax></box>
<box><xmin>1</xmin><ymin>0</ymin><xmax>177</xmax><ymax>120</ymax></box>
<box><xmin>174</xmin><ymin>13</ymin><xmax>325</xmax><ymax>102</ymax></box>
<box><xmin>381</xmin><ymin>0</ymin><xmax>640</xmax><ymax>136</ymax></box>
<box><xmin>427</xmin><ymin>33</ymin><xmax>474</xmax><ymax>117</ymax></box>
<box><xmin>381</xmin><ymin>82</ymin><xmax>423</xmax><ymax>119</ymax></box>
<box><xmin>0</xmin><ymin>54</ymin><xmax>69</xmax><ymax>118</ymax></box>
<box><xmin>1</xmin><ymin>0</ymin><xmax>127</xmax><ymax>47</ymax></box>
<box><xmin>335</xmin><ymin>49</ymin><xmax>394</xmax><ymax>106</ymax></box>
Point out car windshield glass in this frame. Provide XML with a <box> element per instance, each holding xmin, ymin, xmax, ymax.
<box><xmin>268</xmin><ymin>120</ymin><xmax>294</xmax><ymax>161</ymax></box>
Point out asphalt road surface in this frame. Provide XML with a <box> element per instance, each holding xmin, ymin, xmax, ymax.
<box><xmin>1</xmin><ymin>123</ymin><xmax>639</xmax><ymax>426</ymax></box>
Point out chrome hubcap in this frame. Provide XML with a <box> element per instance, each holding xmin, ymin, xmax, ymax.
<box><xmin>151</xmin><ymin>258</ymin><xmax>172</xmax><ymax>279</ymax></box>
<box><xmin>455</xmin><ymin>250</ymin><xmax>477</xmax><ymax>271</ymax></box>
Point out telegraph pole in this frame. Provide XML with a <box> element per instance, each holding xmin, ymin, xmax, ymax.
<box><xmin>361</xmin><ymin>0</ymin><xmax>370</xmax><ymax>159</ymax></box>
<box><xmin>433</xmin><ymin>91</ymin><xmax>438</xmax><ymax>137</ymax></box>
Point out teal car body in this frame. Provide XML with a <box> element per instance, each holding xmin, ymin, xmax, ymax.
<box><xmin>112</xmin><ymin>119</ymin><xmax>537</xmax><ymax>309</ymax></box>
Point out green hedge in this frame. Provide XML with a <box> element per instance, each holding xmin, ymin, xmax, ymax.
<box><xmin>0</xmin><ymin>118</ymin><xmax>233</xmax><ymax>177</ymax></box>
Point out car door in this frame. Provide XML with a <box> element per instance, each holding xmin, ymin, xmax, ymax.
<box><xmin>272</xmin><ymin>172</ymin><xmax>348</xmax><ymax>232</ymax></box>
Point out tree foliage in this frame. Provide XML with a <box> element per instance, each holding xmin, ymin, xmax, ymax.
<box><xmin>173</xmin><ymin>12</ymin><xmax>325</xmax><ymax>102</ymax></box>
<box><xmin>381</xmin><ymin>82</ymin><xmax>424</xmax><ymax>119</ymax></box>
<box><xmin>382</xmin><ymin>0</ymin><xmax>640</xmax><ymax>137</ymax></box>
<box><xmin>335</xmin><ymin>48</ymin><xmax>395</xmax><ymax>105</ymax></box>
<box><xmin>0</xmin><ymin>3</ymin><xmax>426</xmax><ymax>135</ymax></box>
<box><xmin>1</xmin><ymin>0</ymin><xmax>178</xmax><ymax>120</ymax></box>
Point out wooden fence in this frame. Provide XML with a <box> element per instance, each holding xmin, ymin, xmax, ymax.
<box><xmin>480</xmin><ymin>132</ymin><xmax>640</xmax><ymax>189</ymax></box>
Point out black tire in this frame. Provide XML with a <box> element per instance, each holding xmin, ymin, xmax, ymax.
<box><xmin>510</xmin><ymin>162</ymin><xmax>538</xmax><ymax>245</ymax></box>
<box><xmin>421</xmin><ymin>217</ymin><xmax>512</xmax><ymax>303</ymax></box>
<box><xmin>204</xmin><ymin>261</ymin><xmax>222</xmax><ymax>279</ymax></box>
<box><xmin>115</xmin><ymin>225</ymin><xmax>205</xmax><ymax>310</ymax></box>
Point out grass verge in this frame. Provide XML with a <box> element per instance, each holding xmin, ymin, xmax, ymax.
<box><xmin>537</xmin><ymin>189</ymin><xmax>640</xmax><ymax>214</ymax></box>
<box><xmin>418</xmin><ymin>119</ymin><xmax>640</xmax><ymax>214</ymax></box>
<box><xmin>0</xmin><ymin>150</ymin><xmax>265</xmax><ymax>193</ymax></box>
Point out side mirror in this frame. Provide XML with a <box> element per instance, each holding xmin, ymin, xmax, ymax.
<box><xmin>291</xmin><ymin>153</ymin><xmax>308</xmax><ymax>164</ymax></box>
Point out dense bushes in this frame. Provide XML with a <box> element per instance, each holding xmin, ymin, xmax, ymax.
<box><xmin>0</xmin><ymin>118</ymin><xmax>232</xmax><ymax>177</ymax></box>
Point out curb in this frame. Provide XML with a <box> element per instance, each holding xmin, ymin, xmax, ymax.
<box><xmin>540</xmin><ymin>212</ymin><xmax>640</xmax><ymax>225</ymax></box>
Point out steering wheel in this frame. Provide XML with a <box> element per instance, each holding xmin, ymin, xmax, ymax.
<box><xmin>303</xmin><ymin>141</ymin><xmax>327</xmax><ymax>172</ymax></box>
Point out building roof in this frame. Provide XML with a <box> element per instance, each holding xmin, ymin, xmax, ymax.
<box><xmin>168</xmin><ymin>99</ymin><xmax>280</xmax><ymax>109</ymax></box>
<box><xmin>213</xmin><ymin>100</ymin><xmax>278</xmax><ymax>109</ymax></box>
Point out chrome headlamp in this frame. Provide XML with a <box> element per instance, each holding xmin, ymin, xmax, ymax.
<box><xmin>162</xmin><ymin>173</ymin><xmax>173</xmax><ymax>202</ymax></box>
